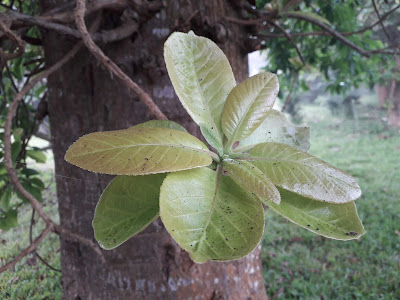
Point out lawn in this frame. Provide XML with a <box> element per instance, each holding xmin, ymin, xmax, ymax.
<box><xmin>262</xmin><ymin>95</ymin><xmax>400</xmax><ymax>299</ymax></box>
<box><xmin>1</xmin><ymin>94</ymin><xmax>399</xmax><ymax>299</ymax></box>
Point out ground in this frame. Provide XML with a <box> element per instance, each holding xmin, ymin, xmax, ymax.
<box><xmin>1</xmin><ymin>93</ymin><xmax>399</xmax><ymax>299</ymax></box>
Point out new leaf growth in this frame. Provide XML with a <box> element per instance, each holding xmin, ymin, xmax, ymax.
<box><xmin>65</xmin><ymin>31</ymin><xmax>364</xmax><ymax>263</ymax></box>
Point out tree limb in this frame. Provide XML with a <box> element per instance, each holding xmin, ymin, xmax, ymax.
<box><xmin>0</xmin><ymin>225</ymin><xmax>53</xmax><ymax>273</ymax></box>
<box><xmin>2</xmin><ymin>26</ymin><xmax>106</xmax><ymax>268</ymax></box>
<box><xmin>371</xmin><ymin>0</ymin><xmax>391</xmax><ymax>42</ymax></box>
<box><xmin>1</xmin><ymin>10</ymin><xmax>138</xmax><ymax>44</ymax></box>
<box><xmin>0</xmin><ymin>21</ymin><xmax>25</xmax><ymax>63</ymax></box>
<box><xmin>281</xmin><ymin>12</ymin><xmax>371</xmax><ymax>57</ymax></box>
<box><xmin>74</xmin><ymin>0</ymin><xmax>168</xmax><ymax>120</ymax></box>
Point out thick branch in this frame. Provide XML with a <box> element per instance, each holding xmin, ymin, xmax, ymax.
<box><xmin>75</xmin><ymin>0</ymin><xmax>167</xmax><ymax>120</ymax></box>
<box><xmin>2</xmin><ymin>10</ymin><xmax>138</xmax><ymax>44</ymax></box>
<box><xmin>41</xmin><ymin>0</ymin><xmax>128</xmax><ymax>24</ymax></box>
<box><xmin>281</xmin><ymin>12</ymin><xmax>371</xmax><ymax>57</ymax></box>
<box><xmin>0</xmin><ymin>21</ymin><xmax>25</xmax><ymax>62</ymax></box>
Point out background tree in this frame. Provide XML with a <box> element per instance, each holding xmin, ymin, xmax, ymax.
<box><xmin>0</xmin><ymin>0</ymin><xmax>398</xmax><ymax>298</ymax></box>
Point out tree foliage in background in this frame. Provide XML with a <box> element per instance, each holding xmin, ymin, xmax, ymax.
<box><xmin>256</xmin><ymin>0</ymin><xmax>399</xmax><ymax>95</ymax></box>
<box><xmin>1</xmin><ymin>0</ymin><xmax>47</xmax><ymax>231</ymax></box>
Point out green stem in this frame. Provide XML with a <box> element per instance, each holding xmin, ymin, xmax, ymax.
<box><xmin>208</xmin><ymin>150</ymin><xmax>220</xmax><ymax>163</ymax></box>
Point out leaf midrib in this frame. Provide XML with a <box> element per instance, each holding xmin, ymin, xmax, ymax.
<box><xmin>70</xmin><ymin>143</ymin><xmax>213</xmax><ymax>158</ymax></box>
<box><xmin>239</xmin><ymin>156</ymin><xmax>358</xmax><ymax>187</ymax></box>
<box><xmin>193</xmin><ymin>165</ymin><xmax>223</xmax><ymax>253</ymax></box>
<box><xmin>187</xmin><ymin>35</ymin><xmax>220</xmax><ymax>137</ymax></box>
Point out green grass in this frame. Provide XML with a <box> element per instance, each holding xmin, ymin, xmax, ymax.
<box><xmin>262</xmin><ymin>96</ymin><xmax>400</xmax><ymax>299</ymax></box>
<box><xmin>1</xmin><ymin>94</ymin><xmax>399</xmax><ymax>299</ymax></box>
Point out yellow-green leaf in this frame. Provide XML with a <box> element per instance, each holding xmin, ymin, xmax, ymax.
<box><xmin>129</xmin><ymin>120</ymin><xmax>187</xmax><ymax>132</ymax></box>
<box><xmin>244</xmin><ymin>143</ymin><xmax>361</xmax><ymax>203</ymax></box>
<box><xmin>27</xmin><ymin>150</ymin><xmax>47</xmax><ymax>163</ymax></box>
<box><xmin>268</xmin><ymin>188</ymin><xmax>365</xmax><ymax>240</ymax></box>
<box><xmin>65</xmin><ymin>127</ymin><xmax>213</xmax><ymax>175</ymax></box>
<box><xmin>282</xmin><ymin>11</ymin><xmax>331</xmax><ymax>25</ymax></box>
<box><xmin>164</xmin><ymin>31</ymin><xmax>236</xmax><ymax>146</ymax></box>
<box><xmin>93</xmin><ymin>174</ymin><xmax>165</xmax><ymax>249</ymax></box>
<box><xmin>160</xmin><ymin>167</ymin><xmax>264</xmax><ymax>263</ymax></box>
<box><xmin>235</xmin><ymin>109</ymin><xmax>310</xmax><ymax>153</ymax></box>
<box><xmin>221</xmin><ymin>72</ymin><xmax>279</xmax><ymax>150</ymax></box>
<box><xmin>223</xmin><ymin>159</ymin><xmax>280</xmax><ymax>204</ymax></box>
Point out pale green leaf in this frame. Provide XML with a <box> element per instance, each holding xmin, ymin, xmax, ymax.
<box><xmin>27</xmin><ymin>149</ymin><xmax>47</xmax><ymax>163</ymax></box>
<box><xmin>0</xmin><ymin>186</ymin><xmax>12</xmax><ymax>211</ymax></box>
<box><xmin>223</xmin><ymin>159</ymin><xmax>280</xmax><ymax>204</ymax></box>
<box><xmin>129</xmin><ymin>120</ymin><xmax>187</xmax><ymax>132</ymax></box>
<box><xmin>199</xmin><ymin>123</ymin><xmax>223</xmax><ymax>155</ymax></box>
<box><xmin>164</xmin><ymin>31</ymin><xmax>236</xmax><ymax>145</ymax></box>
<box><xmin>282</xmin><ymin>11</ymin><xmax>331</xmax><ymax>25</ymax></box>
<box><xmin>93</xmin><ymin>174</ymin><xmax>165</xmax><ymax>250</ymax></box>
<box><xmin>268</xmin><ymin>188</ymin><xmax>365</xmax><ymax>240</ymax></box>
<box><xmin>244</xmin><ymin>143</ymin><xmax>361</xmax><ymax>203</ymax></box>
<box><xmin>160</xmin><ymin>167</ymin><xmax>264</xmax><ymax>263</ymax></box>
<box><xmin>0</xmin><ymin>209</ymin><xmax>18</xmax><ymax>231</ymax></box>
<box><xmin>221</xmin><ymin>72</ymin><xmax>279</xmax><ymax>150</ymax></box>
<box><xmin>65</xmin><ymin>127</ymin><xmax>213</xmax><ymax>175</ymax></box>
<box><xmin>235</xmin><ymin>109</ymin><xmax>310</xmax><ymax>152</ymax></box>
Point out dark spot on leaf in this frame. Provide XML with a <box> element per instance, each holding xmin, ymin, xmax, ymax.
<box><xmin>316</xmin><ymin>228</ymin><xmax>319</xmax><ymax>231</ymax></box>
<box><xmin>345</xmin><ymin>231</ymin><xmax>358</xmax><ymax>236</ymax></box>
<box><xmin>145</xmin><ymin>158</ymin><xmax>149</xmax><ymax>160</ymax></box>
<box><xmin>307</xmin><ymin>224</ymin><xmax>310</xmax><ymax>227</ymax></box>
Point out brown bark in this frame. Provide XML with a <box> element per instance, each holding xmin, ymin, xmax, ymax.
<box><xmin>42</xmin><ymin>1</ymin><xmax>267</xmax><ymax>299</ymax></box>
<box><xmin>376</xmin><ymin>56</ymin><xmax>400</xmax><ymax>127</ymax></box>
<box><xmin>388</xmin><ymin>80</ymin><xmax>400</xmax><ymax>127</ymax></box>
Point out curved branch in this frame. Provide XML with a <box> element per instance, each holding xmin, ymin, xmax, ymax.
<box><xmin>371</xmin><ymin>0</ymin><xmax>394</xmax><ymax>41</ymax></box>
<box><xmin>0</xmin><ymin>21</ymin><xmax>25</xmax><ymax>62</ymax></box>
<box><xmin>74</xmin><ymin>0</ymin><xmax>168</xmax><ymax>120</ymax></box>
<box><xmin>281</xmin><ymin>12</ymin><xmax>371</xmax><ymax>57</ymax></box>
<box><xmin>3</xmin><ymin>32</ymin><xmax>105</xmax><ymax>266</ymax></box>
<box><xmin>2</xmin><ymin>10</ymin><xmax>138</xmax><ymax>44</ymax></box>
<box><xmin>0</xmin><ymin>225</ymin><xmax>53</xmax><ymax>273</ymax></box>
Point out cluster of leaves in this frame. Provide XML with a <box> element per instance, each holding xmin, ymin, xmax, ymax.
<box><xmin>256</xmin><ymin>0</ymin><xmax>397</xmax><ymax>96</ymax></box>
<box><xmin>65</xmin><ymin>31</ymin><xmax>364</xmax><ymax>263</ymax></box>
<box><xmin>0</xmin><ymin>15</ymin><xmax>46</xmax><ymax>231</ymax></box>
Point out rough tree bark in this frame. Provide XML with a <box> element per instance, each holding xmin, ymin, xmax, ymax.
<box><xmin>41</xmin><ymin>1</ymin><xmax>267</xmax><ymax>298</ymax></box>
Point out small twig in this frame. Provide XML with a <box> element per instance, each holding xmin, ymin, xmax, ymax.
<box><xmin>269</xmin><ymin>20</ymin><xmax>305</xmax><ymax>66</ymax></box>
<box><xmin>372</xmin><ymin>0</ymin><xmax>391</xmax><ymax>41</ymax></box>
<box><xmin>0</xmin><ymin>225</ymin><xmax>52</xmax><ymax>273</ymax></box>
<box><xmin>225</xmin><ymin>16</ymin><xmax>268</xmax><ymax>26</ymax></box>
<box><xmin>0</xmin><ymin>20</ymin><xmax>25</xmax><ymax>62</ymax></box>
<box><xmin>281</xmin><ymin>70</ymin><xmax>299</xmax><ymax>113</ymax></box>
<box><xmin>74</xmin><ymin>0</ymin><xmax>167</xmax><ymax>120</ymax></box>
<box><xmin>29</xmin><ymin>209</ymin><xmax>61</xmax><ymax>272</ymax></box>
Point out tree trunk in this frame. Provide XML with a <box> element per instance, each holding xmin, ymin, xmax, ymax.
<box><xmin>42</xmin><ymin>1</ymin><xmax>267</xmax><ymax>298</ymax></box>
<box><xmin>388</xmin><ymin>56</ymin><xmax>400</xmax><ymax>127</ymax></box>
